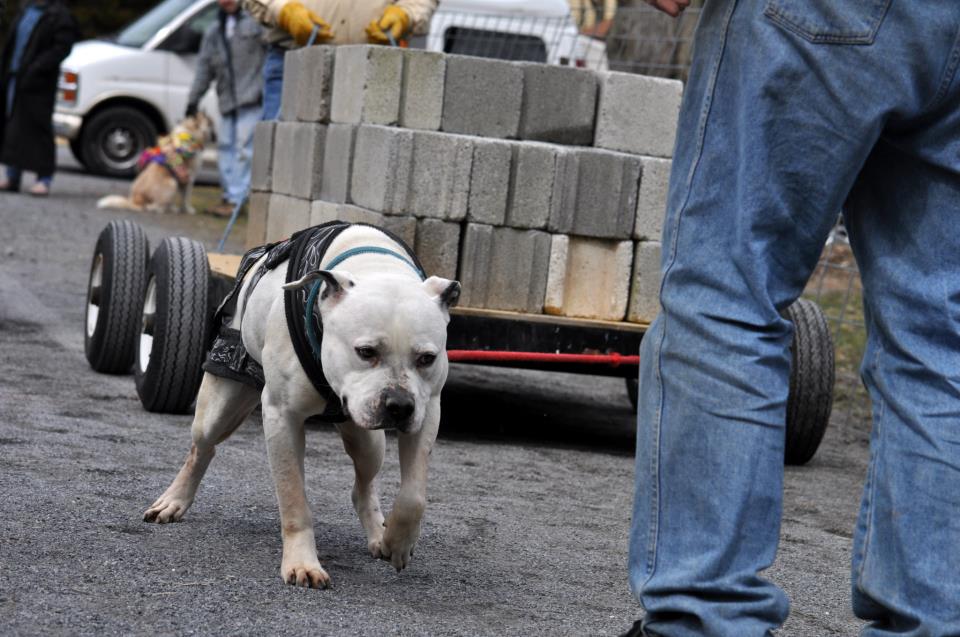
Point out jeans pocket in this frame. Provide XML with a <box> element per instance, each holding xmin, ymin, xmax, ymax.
<box><xmin>763</xmin><ymin>0</ymin><xmax>892</xmax><ymax>44</ymax></box>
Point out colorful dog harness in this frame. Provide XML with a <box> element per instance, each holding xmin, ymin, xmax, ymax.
<box><xmin>136</xmin><ymin>131</ymin><xmax>202</xmax><ymax>186</ymax></box>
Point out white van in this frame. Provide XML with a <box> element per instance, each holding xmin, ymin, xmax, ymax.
<box><xmin>56</xmin><ymin>0</ymin><xmax>606</xmax><ymax>177</ymax></box>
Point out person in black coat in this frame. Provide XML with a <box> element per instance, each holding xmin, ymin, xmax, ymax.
<box><xmin>0</xmin><ymin>0</ymin><xmax>78</xmax><ymax>196</ymax></box>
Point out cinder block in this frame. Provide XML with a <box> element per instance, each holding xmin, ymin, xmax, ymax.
<box><xmin>319</xmin><ymin>123</ymin><xmax>357</xmax><ymax>204</ymax></box>
<box><xmin>518</xmin><ymin>63</ymin><xmax>598</xmax><ymax>145</ymax></box>
<box><xmin>266</xmin><ymin>194</ymin><xmax>311</xmax><ymax>242</ymax></box>
<box><xmin>458</xmin><ymin>224</ymin><xmax>551</xmax><ymax>313</ymax></box>
<box><xmin>441</xmin><ymin>55</ymin><xmax>523</xmax><ymax>139</ymax></box>
<box><xmin>544</xmin><ymin>235</ymin><xmax>632</xmax><ymax>321</ymax></box>
<box><xmin>594</xmin><ymin>72</ymin><xmax>682</xmax><ymax>158</ymax></box>
<box><xmin>415</xmin><ymin>218</ymin><xmax>460</xmax><ymax>280</ymax></box>
<box><xmin>250</xmin><ymin>121</ymin><xmax>276</xmax><ymax>192</ymax></box>
<box><xmin>310</xmin><ymin>201</ymin><xmax>386</xmax><ymax>227</ymax></box>
<box><xmin>279</xmin><ymin>49</ymin><xmax>301</xmax><ymax>122</ymax></box>
<box><xmin>505</xmin><ymin>142</ymin><xmax>570</xmax><ymax>230</ymax></box>
<box><xmin>350</xmin><ymin>125</ymin><xmax>414</xmax><ymax>214</ymax></box>
<box><xmin>467</xmin><ymin>138</ymin><xmax>511</xmax><ymax>225</ymax></box>
<box><xmin>408</xmin><ymin>131</ymin><xmax>472</xmax><ymax>221</ymax></box>
<box><xmin>294</xmin><ymin>45</ymin><xmax>335</xmax><ymax>122</ymax></box>
<box><xmin>330</xmin><ymin>45</ymin><xmax>403</xmax><ymax>125</ymax></box>
<box><xmin>627</xmin><ymin>240</ymin><xmax>662</xmax><ymax>324</ymax></box>
<box><xmin>548</xmin><ymin>147</ymin><xmax>641</xmax><ymax>240</ymax></box>
<box><xmin>381</xmin><ymin>215</ymin><xmax>417</xmax><ymax>248</ymax></box>
<box><xmin>401</xmin><ymin>50</ymin><xmax>445</xmax><ymax>131</ymax></box>
<box><xmin>274</xmin><ymin>122</ymin><xmax>326</xmax><ymax>199</ymax></box>
<box><xmin>245</xmin><ymin>191</ymin><xmax>270</xmax><ymax>249</ymax></box>
<box><xmin>634</xmin><ymin>157</ymin><xmax>671</xmax><ymax>241</ymax></box>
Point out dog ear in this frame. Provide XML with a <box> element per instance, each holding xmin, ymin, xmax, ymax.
<box><xmin>422</xmin><ymin>276</ymin><xmax>461</xmax><ymax>310</ymax></box>
<box><xmin>283</xmin><ymin>269</ymin><xmax>356</xmax><ymax>302</ymax></box>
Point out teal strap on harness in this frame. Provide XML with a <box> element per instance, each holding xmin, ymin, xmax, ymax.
<box><xmin>304</xmin><ymin>246</ymin><xmax>426</xmax><ymax>360</ymax></box>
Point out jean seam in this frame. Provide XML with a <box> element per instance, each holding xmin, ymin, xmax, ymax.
<box><xmin>924</xmin><ymin>23</ymin><xmax>960</xmax><ymax>113</ymax></box>
<box><xmin>640</xmin><ymin>0</ymin><xmax>741</xmax><ymax>588</ymax></box>
<box><xmin>854</xmin><ymin>342</ymin><xmax>885</xmax><ymax>590</ymax></box>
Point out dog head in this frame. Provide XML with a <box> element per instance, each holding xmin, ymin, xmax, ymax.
<box><xmin>284</xmin><ymin>271</ymin><xmax>460</xmax><ymax>433</ymax></box>
<box><xmin>176</xmin><ymin>111</ymin><xmax>214</xmax><ymax>146</ymax></box>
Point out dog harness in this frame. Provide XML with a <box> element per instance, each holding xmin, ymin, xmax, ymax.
<box><xmin>136</xmin><ymin>131</ymin><xmax>202</xmax><ymax>186</ymax></box>
<box><xmin>203</xmin><ymin>221</ymin><xmax>426</xmax><ymax>422</ymax></box>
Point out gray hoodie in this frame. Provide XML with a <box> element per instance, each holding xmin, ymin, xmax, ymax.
<box><xmin>187</xmin><ymin>9</ymin><xmax>266</xmax><ymax>115</ymax></box>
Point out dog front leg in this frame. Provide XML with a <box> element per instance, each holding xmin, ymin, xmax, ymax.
<box><xmin>336</xmin><ymin>421</ymin><xmax>386</xmax><ymax>557</ymax></box>
<box><xmin>262</xmin><ymin>395</ymin><xmax>330</xmax><ymax>589</ymax></box>
<box><xmin>181</xmin><ymin>177</ymin><xmax>197</xmax><ymax>215</ymax></box>
<box><xmin>381</xmin><ymin>397</ymin><xmax>441</xmax><ymax>571</ymax></box>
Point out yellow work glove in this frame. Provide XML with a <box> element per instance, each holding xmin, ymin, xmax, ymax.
<box><xmin>277</xmin><ymin>1</ymin><xmax>334</xmax><ymax>46</ymax></box>
<box><xmin>365</xmin><ymin>5</ymin><xmax>411</xmax><ymax>44</ymax></box>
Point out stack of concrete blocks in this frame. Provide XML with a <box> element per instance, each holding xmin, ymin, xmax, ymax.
<box><xmin>248</xmin><ymin>44</ymin><xmax>681</xmax><ymax>325</ymax></box>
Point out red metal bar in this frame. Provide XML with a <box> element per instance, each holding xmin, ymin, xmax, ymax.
<box><xmin>446</xmin><ymin>350</ymin><xmax>640</xmax><ymax>367</ymax></box>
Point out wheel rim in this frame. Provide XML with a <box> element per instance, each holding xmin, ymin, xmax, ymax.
<box><xmin>97</xmin><ymin>125</ymin><xmax>143</xmax><ymax>172</ymax></box>
<box><xmin>85</xmin><ymin>254</ymin><xmax>103</xmax><ymax>338</ymax></box>
<box><xmin>139</xmin><ymin>277</ymin><xmax>157</xmax><ymax>373</ymax></box>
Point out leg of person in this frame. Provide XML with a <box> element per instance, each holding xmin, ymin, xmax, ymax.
<box><xmin>626</xmin><ymin>1</ymin><xmax>958</xmax><ymax>635</ymax></box>
<box><xmin>1</xmin><ymin>166</ymin><xmax>22</xmax><ymax>191</ymax></box>
<box><xmin>227</xmin><ymin>103</ymin><xmax>261</xmax><ymax>204</ymax></box>
<box><xmin>217</xmin><ymin>111</ymin><xmax>238</xmax><ymax>207</ymax></box>
<box><xmin>844</xmin><ymin>73</ymin><xmax>960</xmax><ymax>635</ymax></box>
<box><xmin>28</xmin><ymin>173</ymin><xmax>52</xmax><ymax>196</ymax></box>
<box><xmin>261</xmin><ymin>45</ymin><xmax>286</xmax><ymax>122</ymax></box>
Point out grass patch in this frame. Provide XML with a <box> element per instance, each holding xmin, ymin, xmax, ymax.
<box><xmin>188</xmin><ymin>184</ymin><xmax>248</xmax><ymax>254</ymax></box>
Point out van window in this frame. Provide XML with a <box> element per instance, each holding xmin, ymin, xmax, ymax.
<box><xmin>443</xmin><ymin>27</ymin><xmax>548</xmax><ymax>63</ymax></box>
<box><xmin>116</xmin><ymin>0</ymin><xmax>203</xmax><ymax>48</ymax></box>
<box><xmin>156</xmin><ymin>4</ymin><xmax>219</xmax><ymax>54</ymax></box>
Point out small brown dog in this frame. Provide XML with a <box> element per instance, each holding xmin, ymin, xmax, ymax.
<box><xmin>97</xmin><ymin>112</ymin><xmax>213</xmax><ymax>214</ymax></box>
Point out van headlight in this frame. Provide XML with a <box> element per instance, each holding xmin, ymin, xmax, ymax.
<box><xmin>58</xmin><ymin>69</ymin><xmax>79</xmax><ymax>106</ymax></box>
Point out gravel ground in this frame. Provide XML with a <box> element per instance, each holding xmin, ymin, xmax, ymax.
<box><xmin>0</xmin><ymin>158</ymin><xmax>869</xmax><ymax>636</ymax></box>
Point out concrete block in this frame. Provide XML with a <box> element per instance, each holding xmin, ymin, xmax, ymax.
<box><xmin>594</xmin><ymin>72</ymin><xmax>683</xmax><ymax>158</ymax></box>
<box><xmin>518</xmin><ymin>63</ymin><xmax>598</xmax><ymax>145</ymax></box>
<box><xmin>441</xmin><ymin>55</ymin><xmax>523</xmax><ymax>139</ymax></box>
<box><xmin>266</xmin><ymin>194</ymin><xmax>311</xmax><ymax>242</ymax></box>
<box><xmin>627</xmin><ymin>240</ymin><xmax>662</xmax><ymax>324</ymax></box>
<box><xmin>504</xmin><ymin>142</ymin><xmax>570</xmax><ymax>230</ymax></box>
<box><xmin>381</xmin><ymin>215</ymin><xmax>417</xmax><ymax>248</ymax></box>
<box><xmin>294</xmin><ymin>45</ymin><xmax>335</xmax><ymax>123</ymax></box>
<box><xmin>250</xmin><ymin>121</ymin><xmax>276</xmax><ymax>192</ymax></box>
<box><xmin>401</xmin><ymin>49</ymin><xmax>445</xmax><ymax>131</ymax></box>
<box><xmin>245</xmin><ymin>192</ymin><xmax>270</xmax><ymax>249</ymax></box>
<box><xmin>310</xmin><ymin>201</ymin><xmax>386</xmax><ymax>227</ymax></box>
<box><xmin>634</xmin><ymin>157</ymin><xmax>671</xmax><ymax>241</ymax></box>
<box><xmin>467</xmin><ymin>138</ymin><xmax>512</xmax><ymax>225</ymax></box>
<box><xmin>330</xmin><ymin>45</ymin><xmax>403</xmax><ymax>125</ymax></box>
<box><xmin>458</xmin><ymin>224</ymin><xmax>551</xmax><ymax>313</ymax></box>
<box><xmin>415</xmin><ymin>218</ymin><xmax>460</xmax><ymax>280</ymax></box>
<box><xmin>544</xmin><ymin>235</ymin><xmax>632</xmax><ymax>321</ymax></box>
<box><xmin>350</xmin><ymin>125</ymin><xmax>414</xmax><ymax>214</ymax></box>
<box><xmin>408</xmin><ymin>131</ymin><xmax>472</xmax><ymax>221</ymax></box>
<box><xmin>548</xmin><ymin>147</ymin><xmax>641</xmax><ymax>240</ymax></box>
<box><xmin>319</xmin><ymin>123</ymin><xmax>357</xmax><ymax>204</ymax></box>
<box><xmin>279</xmin><ymin>49</ymin><xmax>300</xmax><ymax>122</ymax></box>
<box><xmin>271</xmin><ymin>122</ymin><xmax>326</xmax><ymax>198</ymax></box>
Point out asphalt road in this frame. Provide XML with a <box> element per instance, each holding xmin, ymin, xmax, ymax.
<box><xmin>0</xmin><ymin>154</ymin><xmax>869</xmax><ymax>636</ymax></box>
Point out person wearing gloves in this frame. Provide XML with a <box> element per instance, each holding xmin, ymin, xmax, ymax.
<box><xmin>242</xmin><ymin>0</ymin><xmax>437</xmax><ymax>120</ymax></box>
<box><xmin>185</xmin><ymin>0</ymin><xmax>266</xmax><ymax>216</ymax></box>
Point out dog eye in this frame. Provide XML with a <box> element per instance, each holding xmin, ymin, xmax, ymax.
<box><xmin>355</xmin><ymin>346</ymin><xmax>377</xmax><ymax>361</ymax></box>
<box><xmin>416</xmin><ymin>353</ymin><xmax>436</xmax><ymax>367</ymax></box>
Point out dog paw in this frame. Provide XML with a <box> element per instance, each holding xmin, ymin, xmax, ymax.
<box><xmin>143</xmin><ymin>495</ymin><xmax>191</xmax><ymax>524</ymax></box>
<box><xmin>281</xmin><ymin>561</ymin><xmax>331</xmax><ymax>589</ymax></box>
<box><xmin>380</xmin><ymin>527</ymin><xmax>418</xmax><ymax>572</ymax></box>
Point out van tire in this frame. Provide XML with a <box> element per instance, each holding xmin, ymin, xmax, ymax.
<box><xmin>134</xmin><ymin>238</ymin><xmax>210</xmax><ymax>414</ymax></box>
<box><xmin>81</xmin><ymin>106</ymin><xmax>158</xmax><ymax>178</ymax></box>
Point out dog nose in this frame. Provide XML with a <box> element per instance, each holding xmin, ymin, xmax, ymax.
<box><xmin>384</xmin><ymin>389</ymin><xmax>415</xmax><ymax>422</ymax></box>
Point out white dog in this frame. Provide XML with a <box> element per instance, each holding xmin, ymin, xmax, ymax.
<box><xmin>143</xmin><ymin>222</ymin><xmax>460</xmax><ymax>588</ymax></box>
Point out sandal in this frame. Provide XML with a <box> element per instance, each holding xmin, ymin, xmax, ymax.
<box><xmin>28</xmin><ymin>182</ymin><xmax>50</xmax><ymax>197</ymax></box>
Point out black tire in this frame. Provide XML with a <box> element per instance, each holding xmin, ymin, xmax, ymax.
<box><xmin>135</xmin><ymin>237</ymin><xmax>210</xmax><ymax>414</ymax></box>
<box><xmin>626</xmin><ymin>376</ymin><xmax>638</xmax><ymax>411</ymax></box>
<box><xmin>784</xmin><ymin>298</ymin><xmax>835</xmax><ymax>465</ymax></box>
<box><xmin>69</xmin><ymin>137</ymin><xmax>87</xmax><ymax>168</ymax></box>
<box><xmin>84</xmin><ymin>220</ymin><xmax>150</xmax><ymax>373</ymax></box>
<box><xmin>80</xmin><ymin>106</ymin><xmax>158</xmax><ymax>178</ymax></box>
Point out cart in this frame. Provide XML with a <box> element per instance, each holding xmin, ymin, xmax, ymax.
<box><xmin>83</xmin><ymin>219</ymin><xmax>835</xmax><ymax>466</ymax></box>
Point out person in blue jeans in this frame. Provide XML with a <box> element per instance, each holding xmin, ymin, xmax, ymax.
<box><xmin>622</xmin><ymin>0</ymin><xmax>960</xmax><ymax>635</ymax></box>
<box><xmin>186</xmin><ymin>0</ymin><xmax>266</xmax><ymax>216</ymax></box>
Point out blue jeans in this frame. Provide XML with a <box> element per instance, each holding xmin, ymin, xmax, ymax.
<box><xmin>629</xmin><ymin>1</ymin><xmax>960</xmax><ymax>635</ymax></box>
<box><xmin>218</xmin><ymin>103</ymin><xmax>261</xmax><ymax>204</ymax></box>
<box><xmin>261</xmin><ymin>45</ymin><xmax>285</xmax><ymax>121</ymax></box>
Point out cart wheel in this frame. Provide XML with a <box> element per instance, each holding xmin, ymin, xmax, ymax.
<box><xmin>626</xmin><ymin>377</ymin><xmax>638</xmax><ymax>411</ymax></box>
<box><xmin>135</xmin><ymin>237</ymin><xmax>210</xmax><ymax>414</ymax></box>
<box><xmin>784</xmin><ymin>298</ymin><xmax>835</xmax><ymax>465</ymax></box>
<box><xmin>84</xmin><ymin>220</ymin><xmax>150</xmax><ymax>373</ymax></box>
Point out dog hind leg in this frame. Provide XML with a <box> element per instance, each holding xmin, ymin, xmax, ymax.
<box><xmin>143</xmin><ymin>374</ymin><xmax>259</xmax><ymax>523</ymax></box>
<box><xmin>336</xmin><ymin>421</ymin><xmax>386</xmax><ymax>557</ymax></box>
